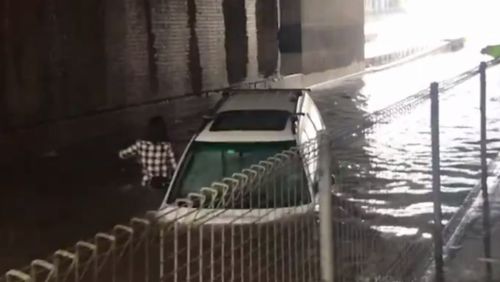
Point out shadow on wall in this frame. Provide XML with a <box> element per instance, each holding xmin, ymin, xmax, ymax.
<box><xmin>278</xmin><ymin>0</ymin><xmax>303</xmax><ymax>75</ymax></box>
<box><xmin>1</xmin><ymin>0</ymin><xmax>364</xmax><ymax>133</ymax></box>
<box><xmin>187</xmin><ymin>0</ymin><xmax>202</xmax><ymax>94</ymax></box>
<box><xmin>1</xmin><ymin>0</ymin><xmax>280</xmax><ymax>133</ymax></box>
<box><xmin>223</xmin><ymin>0</ymin><xmax>248</xmax><ymax>84</ymax></box>
<box><xmin>3</xmin><ymin>0</ymin><xmax>108</xmax><ymax>128</ymax></box>
<box><xmin>256</xmin><ymin>0</ymin><xmax>279</xmax><ymax>77</ymax></box>
<box><xmin>0</xmin><ymin>0</ymin><xmax>364</xmax><ymax>161</ymax></box>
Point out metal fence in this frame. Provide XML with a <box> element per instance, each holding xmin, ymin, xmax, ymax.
<box><xmin>1</xmin><ymin>135</ymin><xmax>437</xmax><ymax>282</ymax></box>
<box><xmin>2</xmin><ymin>140</ymin><xmax>322</xmax><ymax>282</ymax></box>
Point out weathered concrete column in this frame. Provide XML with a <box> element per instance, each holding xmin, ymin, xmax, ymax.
<box><xmin>278</xmin><ymin>0</ymin><xmax>302</xmax><ymax>75</ymax></box>
<box><xmin>301</xmin><ymin>0</ymin><xmax>364</xmax><ymax>75</ymax></box>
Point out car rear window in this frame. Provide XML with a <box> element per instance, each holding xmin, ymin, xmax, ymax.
<box><xmin>210</xmin><ymin>110</ymin><xmax>290</xmax><ymax>131</ymax></box>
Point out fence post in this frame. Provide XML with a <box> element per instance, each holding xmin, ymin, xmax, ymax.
<box><xmin>430</xmin><ymin>82</ymin><xmax>444</xmax><ymax>282</ymax></box>
<box><xmin>479</xmin><ymin>61</ymin><xmax>493</xmax><ymax>281</ymax></box>
<box><xmin>319</xmin><ymin>135</ymin><xmax>334</xmax><ymax>282</ymax></box>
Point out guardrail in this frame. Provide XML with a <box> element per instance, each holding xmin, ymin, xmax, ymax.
<box><xmin>2</xmin><ymin>139</ymin><xmax>321</xmax><ymax>282</ymax></box>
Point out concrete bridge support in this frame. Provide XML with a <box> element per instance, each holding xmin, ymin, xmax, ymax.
<box><xmin>0</xmin><ymin>0</ymin><xmax>364</xmax><ymax>163</ymax></box>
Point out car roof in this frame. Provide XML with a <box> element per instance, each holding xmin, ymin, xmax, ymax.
<box><xmin>217</xmin><ymin>91</ymin><xmax>298</xmax><ymax>113</ymax></box>
<box><xmin>196</xmin><ymin>90</ymin><xmax>303</xmax><ymax>143</ymax></box>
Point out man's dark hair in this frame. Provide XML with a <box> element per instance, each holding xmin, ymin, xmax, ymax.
<box><xmin>145</xmin><ymin>116</ymin><xmax>169</xmax><ymax>143</ymax></box>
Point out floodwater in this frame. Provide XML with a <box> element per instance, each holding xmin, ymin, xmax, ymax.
<box><xmin>312</xmin><ymin>44</ymin><xmax>500</xmax><ymax>239</ymax></box>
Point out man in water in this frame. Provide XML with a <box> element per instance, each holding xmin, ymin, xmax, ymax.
<box><xmin>119</xmin><ymin>116</ymin><xmax>177</xmax><ymax>189</ymax></box>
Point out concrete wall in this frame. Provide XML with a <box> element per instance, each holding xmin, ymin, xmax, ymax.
<box><xmin>279</xmin><ymin>0</ymin><xmax>303</xmax><ymax>75</ymax></box>
<box><xmin>278</xmin><ymin>0</ymin><xmax>364</xmax><ymax>79</ymax></box>
<box><xmin>0</xmin><ymin>0</ymin><xmax>364</xmax><ymax>162</ymax></box>
<box><xmin>1</xmin><ymin>0</ymin><xmax>279</xmax><ymax>132</ymax></box>
<box><xmin>256</xmin><ymin>0</ymin><xmax>279</xmax><ymax>77</ymax></box>
<box><xmin>302</xmin><ymin>0</ymin><xmax>364</xmax><ymax>74</ymax></box>
<box><xmin>0</xmin><ymin>0</ymin><xmax>281</xmax><ymax>163</ymax></box>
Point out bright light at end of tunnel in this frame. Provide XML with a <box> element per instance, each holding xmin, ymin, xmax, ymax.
<box><xmin>401</xmin><ymin>0</ymin><xmax>500</xmax><ymax>45</ymax></box>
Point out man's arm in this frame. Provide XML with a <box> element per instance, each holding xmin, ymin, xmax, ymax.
<box><xmin>119</xmin><ymin>142</ymin><xmax>140</xmax><ymax>159</ymax></box>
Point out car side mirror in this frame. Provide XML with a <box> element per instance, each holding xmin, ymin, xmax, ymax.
<box><xmin>291</xmin><ymin>116</ymin><xmax>299</xmax><ymax>134</ymax></box>
<box><xmin>202</xmin><ymin>114</ymin><xmax>214</xmax><ymax>121</ymax></box>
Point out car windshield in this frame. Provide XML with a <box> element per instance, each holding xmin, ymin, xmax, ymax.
<box><xmin>168</xmin><ymin>141</ymin><xmax>311</xmax><ymax>208</ymax></box>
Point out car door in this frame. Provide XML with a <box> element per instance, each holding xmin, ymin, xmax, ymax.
<box><xmin>296</xmin><ymin>93</ymin><xmax>324</xmax><ymax>188</ymax></box>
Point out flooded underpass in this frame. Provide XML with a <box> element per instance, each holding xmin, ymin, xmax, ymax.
<box><xmin>4</xmin><ymin>0</ymin><xmax>500</xmax><ymax>280</ymax></box>
<box><xmin>311</xmin><ymin>45</ymin><xmax>500</xmax><ymax>279</ymax></box>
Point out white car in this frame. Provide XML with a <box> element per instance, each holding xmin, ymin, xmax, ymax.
<box><xmin>159</xmin><ymin>89</ymin><xmax>325</xmax><ymax>224</ymax></box>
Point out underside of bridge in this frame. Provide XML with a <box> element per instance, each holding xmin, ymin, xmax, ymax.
<box><xmin>0</xmin><ymin>0</ymin><xmax>364</xmax><ymax>163</ymax></box>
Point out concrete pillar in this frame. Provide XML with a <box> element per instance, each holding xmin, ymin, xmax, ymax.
<box><xmin>301</xmin><ymin>0</ymin><xmax>364</xmax><ymax>74</ymax></box>
<box><xmin>152</xmin><ymin>0</ymin><xmax>191</xmax><ymax>96</ymax></box>
<box><xmin>278</xmin><ymin>0</ymin><xmax>302</xmax><ymax>75</ymax></box>
<box><xmin>256</xmin><ymin>0</ymin><xmax>279</xmax><ymax>77</ymax></box>
<box><xmin>223</xmin><ymin>0</ymin><xmax>247</xmax><ymax>83</ymax></box>
<box><xmin>123</xmin><ymin>0</ymin><xmax>150</xmax><ymax>103</ymax></box>
<box><xmin>246</xmin><ymin>0</ymin><xmax>259</xmax><ymax>80</ymax></box>
<box><xmin>105</xmin><ymin>0</ymin><xmax>127</xmax><ymax>107</ymax></box>
<box><xmin>196</xmin><ymin>0</ymin><xmax>227</xmax><ymax>89</ymax></box>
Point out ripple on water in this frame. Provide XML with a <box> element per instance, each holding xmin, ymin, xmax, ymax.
<box><xmin>322</xmin><ymin>64</ymin><xmax>500</xmax><ymax>234</ymax></box>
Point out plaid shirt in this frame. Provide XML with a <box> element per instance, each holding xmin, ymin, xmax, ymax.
<box><xmin>119</xmin><ymin>140</ymin><xmax>177</xmax><ymax>186</ymax></box>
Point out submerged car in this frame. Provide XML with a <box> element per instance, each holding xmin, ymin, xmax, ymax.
<box><xmin>159</xmin><ymin>88</ymin><xmax>325</xmax><ymax>224</ymax></box>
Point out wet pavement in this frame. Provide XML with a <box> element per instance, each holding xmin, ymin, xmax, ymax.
<box><xmin>311</xmin><ymin>39</ymin><xmax>500</xmax><ymax>280</ymax></box>
<box><xmin>313</xmin><ymin>44</ymin><xmax>500</xmax><ymax>232</ymax></box>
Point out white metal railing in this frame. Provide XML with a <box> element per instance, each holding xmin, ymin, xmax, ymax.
<box><xmin>1</xmin><ymin>135</ymin><xmax>434</xmax><ymax>282</ymax></box>
<box><xmin>2</xmin><ymin>140</ymin><xmax>322</xmax><ymax>282</ymax></box>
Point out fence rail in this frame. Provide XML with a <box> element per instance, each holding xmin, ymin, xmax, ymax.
<box><xmin>2</xmin><ymin>140</ymin><xmax>321</xmax><ymax>282</ymax></box>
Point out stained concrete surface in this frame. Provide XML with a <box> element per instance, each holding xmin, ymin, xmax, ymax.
<box><xmin>444</xmin><ymin>180</ymin><xmax>500</xmax><ymax>282</ymax></box>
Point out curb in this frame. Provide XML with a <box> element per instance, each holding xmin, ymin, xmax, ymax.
<box><xmin>307</xmin><ymin>39</ymin><xmax>461</xmax><ymax>90</ymax></box>
<box><xmin>366</xmin><ymin>38</ymin><xmax>464</xmax><ymax>72</ymax></box>
<box><xmin>366</xmin><ymin>45</ymin><xmax>432</xmax><ymax>67</ymax></box>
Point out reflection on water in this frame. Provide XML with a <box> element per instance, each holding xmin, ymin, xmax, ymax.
<box><xmin>371</xmin><ymin>225</ymin><xmax>419</xmax><ymax>237</ymax></box>
<box><xmin>314</xmin><ymin>60</ymin><xmax>500</xmax><ymax>236</ymax></box>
